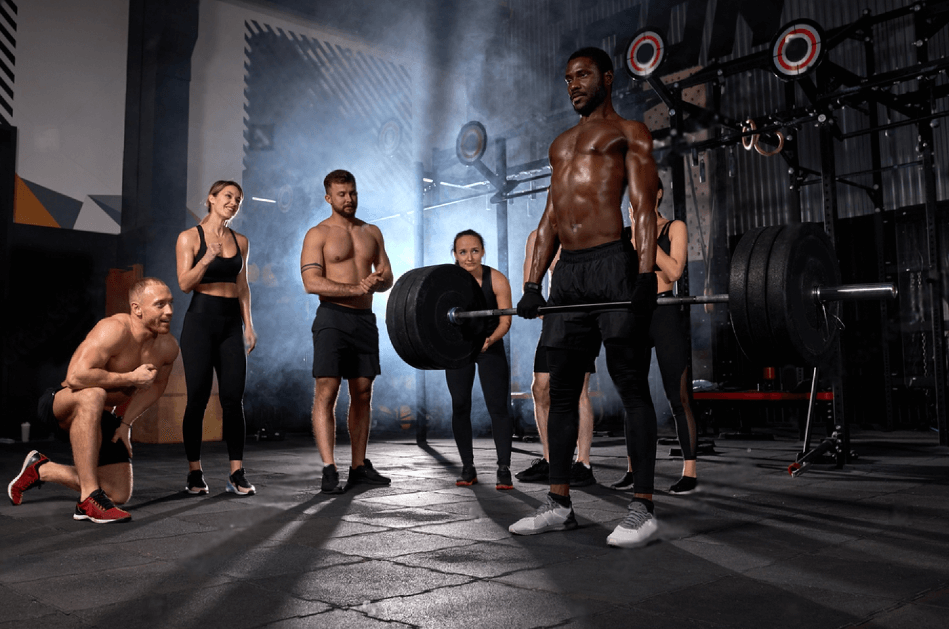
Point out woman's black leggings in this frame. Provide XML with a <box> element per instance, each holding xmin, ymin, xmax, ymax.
<box><xmin>444</xmin><ymin>344</ymin><xmax>513</xmax><ymax>468</ymax></box>
<box><xmin>180</xmin><ymin>293</ymin><xmax>247</xmax><ymax>462</ymax></box>
<box><xmin>650</xmin><ymin>296</ymin><xmax>697</xmax><ymax>461</ymax></box>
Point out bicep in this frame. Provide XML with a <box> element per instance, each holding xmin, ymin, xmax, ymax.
<box><xmin>373</xmin><ymin>228</ymin><xmax>392</xmax><ymax>272</ymax></box>
<box><xmin>70</xmin><ymin>322</ymin><xmax>124</xmax><ymax>373</ymax></box>
<box><xmin>523</xmin><ymin>231</ymin><xmax>536</xmax><ymax>282</ymax></box>
<box><xmin>300</xmin><ymin>229</ymin><xmax>326</xmax><ymax>277</ymax></box>
<box><xmin>175</xmin><ymin>231</ymin><xmax>196</xmax><ymax>278</ymax></box>
<box><xmin>669</xmin><ymin>222</ymin><xmax>689</xmax><ymax>269</ymax></box>
<box><xmin>494</xmin><ymin>271</ymin><xmax>513</xmax><ymax>309</ymax></box>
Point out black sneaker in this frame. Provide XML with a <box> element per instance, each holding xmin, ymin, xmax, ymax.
<box><xmin>346</xmin><ymin>458</ymin><xmax>391</xmax><ymax>488</ymax></box>
<box><xmin>226</xmin><ymin>468</ymin><xmax>256</xmax><ymax>496</ymax></box>
<box><xmin>185</xmin><ymin>470</ymin><xmax>208</xmax><ymax>495</ymax></box>
<box><xmin>515</xmin><ymin>458</ymin><xmax>549</xmax><ymax>483</ymax></box>
<box><xmin>456</xmin><ymin>464</ymin><xmax>478</xmax><ymax>487</ymax></box>
<box><xmin>321</xmin><ymin>464</ymin><xmax>345</xmax><ymax>494</ymax></box>
<box><xmin>570</xmin><ymin>461</ymin><xmax>596</xmax><ymax>487</ymax></box>
<box><xmin>669</xmin><ymin>476</ymin><xmax>698</xmax><ymax>494</ymax></box>
<box><xmin>496</xmin><ymin>466</ymin><xmax>513</xmax><ymax>491</ymax></box>
<box><xmin>609</xmin><ymin>472</ymin><xmax>635</xmax><ymax>490</ymax></box>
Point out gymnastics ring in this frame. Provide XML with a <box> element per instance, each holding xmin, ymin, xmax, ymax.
<box><xmin>741</xmin><ymin>119</ymin><xmax>758</xmax><ymax>151</ymax></box>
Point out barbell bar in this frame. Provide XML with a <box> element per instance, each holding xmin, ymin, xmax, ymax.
<box><xmin>385</xmin><ymin>223</ymin><xmax>899</xmax><ymax>370</ymax></box>
<box><xmin>448</xmin><ymin>283</ymin><xmax>896</xmax><ymax>323</ymax></box>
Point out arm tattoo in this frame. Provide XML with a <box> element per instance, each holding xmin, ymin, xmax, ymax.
<box><xmin>301</xmin><ymin>262</ymin><xmax>324</xmax><ymax>273</ymax></box>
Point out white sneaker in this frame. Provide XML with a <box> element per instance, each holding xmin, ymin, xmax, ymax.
<box><xmin>509</xmin><ymin>494</ymin><xmax>578</xmax><ymax>535</ymax></box>
<box><xmin>607</xmin><ymin>500</ymin><xmax>658</xmax><ymax>548</ymax></box>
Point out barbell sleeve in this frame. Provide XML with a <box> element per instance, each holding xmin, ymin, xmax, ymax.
<box><xmin>813</xmin><ymin>283</ymin><xmax>898</xmax><ymax>302</ymax></box>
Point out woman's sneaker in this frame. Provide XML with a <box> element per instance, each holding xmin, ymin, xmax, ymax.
<box><xmin>226</xmin><ymin>468</ymin><xmax>256</xmax><ymax>496</ymax></box>
<box><xmin>515</xmin><ymin>458</ymin><xmax>549</xmax><ymax>483</ymax></box>
<box><xmin>669</xmin><ymin>476</ymin><xmax>698</xmax><ymax>494</ymax></box>
<box><xmin>496</xmin><ymin>466</ymin><xmax>513</xmax><ymax>490</ymax></box>
<box><xmin>607</xmin><ymin>499</ymin><xmax>658</xmax><ymax>548</ymax></box>
<box><xmin>456</xmin><ymin>465</ymin><xmax>478</xmax><ymax>487</ymax></box>
<box><xmin>185</xmin><ymin>470</ymin><xmax>209</xmax><ymax>495</ymax></box>
<box><xmin>74</xmin><ymin>489</ymin><xmax>131</xmax><ymax>524</ymax></box>
<box><xmin>569</xmin><ymin>461</ymin><xmax>596</xmax><ymax>487</ymax></box>
<box><xmin>608</xmin><ymin>472</ymin><xmax>635</xmax><ymax>490</ymax></box>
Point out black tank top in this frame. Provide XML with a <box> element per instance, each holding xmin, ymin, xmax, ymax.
<box><xmin>654</xmin><ymin>221</ymin><xmax>675</xmax><ymax>272</ymax></box>
<box><xmin>480</xmin><ymin>265</ymin><xmax>500</xmax><ymax>336</ymax></box>
<box><xmin>193</xmin><ymin>225</ymin><xmax>243</xmax><ymax>284</ymax></box>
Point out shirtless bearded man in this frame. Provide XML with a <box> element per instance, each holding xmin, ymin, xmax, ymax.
<box><xmin>301</xmin><ymin>169</ymin><xmax>394</xmax><ymax>494</ymax></box>
<box><xmin>8</xmin><ymin>278</ymin><xmax>179</xmax><ymax>523</ymax></box>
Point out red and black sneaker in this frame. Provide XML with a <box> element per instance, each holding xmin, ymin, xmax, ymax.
<box><xmin>74</xmin><ymin>489</ymin><xmax>131</xmax><ymax>524</ymax></box>
<box><xmin>8</xmin><ymin>450</ymin><xmax>48</xmax><ymax>505</ymax></box>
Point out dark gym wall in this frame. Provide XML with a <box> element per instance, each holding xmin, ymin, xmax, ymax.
<box><xmin>0</xmin><ymin>0</ymin><xmax>199</xmax><ymax>439</ymax></box>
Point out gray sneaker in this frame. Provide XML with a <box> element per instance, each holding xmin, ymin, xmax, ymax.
<box><xmin>509</xmin><ymin>494</ymin><xmax>578</xmax><ymax>535</ymax></box>
<box><xmin>607</xmin><ymin>499</ymin><xmax>658</xmax><ymax>548</ymax></box>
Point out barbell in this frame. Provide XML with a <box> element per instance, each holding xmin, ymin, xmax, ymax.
<box><xmin>385</xmin><ymin>223</ymin><xmax>897</xmax><ymax>370</ymax></box>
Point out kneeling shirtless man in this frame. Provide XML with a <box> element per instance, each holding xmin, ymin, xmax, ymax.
<box><xmin>8</xmin><ymin>278</ymin><xmax>179</xmax><ymax>523</ymax></box>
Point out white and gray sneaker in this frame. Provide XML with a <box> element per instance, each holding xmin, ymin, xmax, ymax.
<box><xmin>509</xmin><ymin>494</ymin><xmax>578</xmax><ymax>535</ymax></box>
<box><xmin>607</xmin><ymin>499</ymin><xmax>658</xmax><ymax>548</ymax></box>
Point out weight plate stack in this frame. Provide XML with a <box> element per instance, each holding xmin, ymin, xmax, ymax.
<box><xmin>386</xmin><ymin>265</ymin><xmax>487</xmax><ymax>370</ymax></box>
<box><xmin>766</xmin><ymin>222</ymin><xmax>841</xmax><ymax>366</ymax></box>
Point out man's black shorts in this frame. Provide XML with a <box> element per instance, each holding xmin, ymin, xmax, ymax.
<box><xmin>533</xmin><ymin>341</ymin><xmax>596</xmax><ymax>374</ymax></box>
<box><xmin>311</xmin><ymin>301</ymin><xmax>381</xmax><ymax>379</ymax></box>
<box><xmin>36</xmin><ymin>386</ymin><xmax>132</xmax><ymax>466</ymax></box>
<box><xmin>539</xmin><ymin>239</ymin><xmax>643</xmax><ymax>354</ymax></box>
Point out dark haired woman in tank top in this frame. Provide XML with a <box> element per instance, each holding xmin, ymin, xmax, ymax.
<box><xmin>615</xmin><ymin>179</ymin><xmax>699</xmax><ymax>494</ymax></box>
<box><xmin>445</xmin><ymin>229</ymin><xmax>516</xmax><ymax>491</ymax></box>
<box><xmin>175</xmin><ymin>180</ymin><xmax>257</xmax><ymax>496</ymax></box>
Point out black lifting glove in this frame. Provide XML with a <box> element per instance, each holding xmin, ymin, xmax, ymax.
<box><xmin>517</xmin><ymin>282</ymin><xmax>547</xmax><ymax>319</ymax></box>
<box><xmin>630</xmin><ymin>272</ymin><xmax>658</xmax><ymax>324</ymax></box>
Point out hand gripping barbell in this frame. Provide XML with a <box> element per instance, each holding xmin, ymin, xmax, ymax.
<box><xmin>385</xmin><ymin>223</ymin><xmax>897</xmax><ymax>370</ymax></box>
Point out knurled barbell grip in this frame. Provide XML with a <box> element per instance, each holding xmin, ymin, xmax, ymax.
<box><xmin>446</xmin><ymin>282</ymin><xmax>896</xmax><ymax>324</ymax></box>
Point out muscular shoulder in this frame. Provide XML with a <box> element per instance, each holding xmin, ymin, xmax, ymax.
<box><xmin>491</xmin><ymin>267</ymin><xmax>510</xmax><ymax>286</ymax></box>
<box><xmin>86</xmin><ymin>315</ymin><xmax>134</xmax><ymax>350</ymax></box>
<box><xmin>360</xmin><ymin>222</ymin><xmax>383</xmax><ymax>241</ymax></box>
<box><xmin>154</xmin><ymin>334</ymin><xmax>180</xmax><ymax>363</ymax></box>
<box><xmin>232</xmin><ymin>230</ymin><xmax>249</xmax><ymax>251</ymax></box>
<box><xmin>620</xmin><ymin>119</ymin><xmax>653</xmax><ymax>150</ymax></box>
<box><xmin>176</xmin><ymin>226</ymin><xmax>200</xmax><ymax>246</ymax></box>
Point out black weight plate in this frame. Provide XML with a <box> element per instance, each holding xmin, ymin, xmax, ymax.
<box><xmin>766</xmin><ymin>223</ymin><xmax>841</xmax><ymax>366</ymax></box>
<box><xmin>386</xmin><ymin>268</ymin><xmax>430</xmax><ymax>370</ymax></box>
<box><xmin>746</xmin><ymin>225</ymin><xmax>785</xmax><ymax>362</ymax></box>
<box><xmin>412</xmin><ymin>265</ymin><xmax>487</xmax><ymax>370</ymax></box>
<box><xmin>728</xmin><ymin>225</ymin><xmax>783</xmax><ymax>364</ymax></box>
<box><xmin>388</xmin><ymin>265</ymin><xmax>488</xmax><ymax>370</ymax></box>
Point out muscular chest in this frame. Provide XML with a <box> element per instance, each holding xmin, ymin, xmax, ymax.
<box><xmin>106</xmin><ymin>342</ymin><xmax>159</xmax><ymax>374</ymax></box>
<box><xmin>323</xmin><ymin>228</ymin><xmax>376</xmax><ymax>265</ymax></box>
<box><xmin>551</xmin><ymin>124</ymin><xmax>627</xmax><ymax>166</ymax></box>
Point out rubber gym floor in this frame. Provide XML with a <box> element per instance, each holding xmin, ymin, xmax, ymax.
<box><xmin>1</xmin><ymin>429</ymin><xmax>947</xmax><ymax>629</ymax></box>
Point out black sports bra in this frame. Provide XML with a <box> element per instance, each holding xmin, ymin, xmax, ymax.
<box><xmin>193</xmin><ymin>225</ymin><xmax>243</xmax><ymax>284</ymax></box>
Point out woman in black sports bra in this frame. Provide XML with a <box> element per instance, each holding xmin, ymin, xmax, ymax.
<box><xmin>175</xmin><ymin>180</ymin><xmax>257</xmax><ymax>497</ymax></box>
<box><xmin>444</xmin><ymin>229</ymin><xmax>516</xmax><ymax>491</ymax></box>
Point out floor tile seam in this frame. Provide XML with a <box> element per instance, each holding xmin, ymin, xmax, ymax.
<box><xmin>834</xmin><ymin>578</ymin><xmax>949</xmax><ymax>628</ymax></box>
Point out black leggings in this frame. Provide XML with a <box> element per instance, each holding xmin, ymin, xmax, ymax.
<box><xmin>444</xmin><ymin>344</ymin><xmax>513</xmax><ymax>467</ymax></box>
<box><xmin>180</xmin><ymin>293</ymin><xmax>247</xmax><ymax>462</ymax></box>
<box><xmin>651</xmin><ymin>298</ymin><xmax>697</xmax><ymax>461</ymax></box>
<box><xmin>547</xmin><ymin>340</ymin><xmax>657</xmax><ymax>494</ymax></box>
